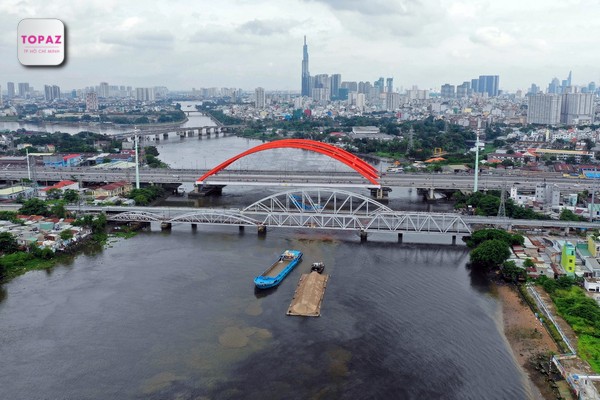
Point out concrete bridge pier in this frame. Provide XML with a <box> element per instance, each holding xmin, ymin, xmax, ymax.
<box><xmin>163</xmin><ymin>133</ymin><xmax>169</xmax><ymax>139</ymax></box>
<box><xmin>178</xmin><ymin>132</ymin><xmax>186</xmax><ymax>139</ymax></box>
<box><xmin>257</xmin><ymin>225</ymin><xmax>267</xmax><ymax>236</ymax></box>
<box><xmin>160</xmin><ymin>222</ymin><xmax>172</xmax><ymax>231</ymax></box>
<box><xmin>239</xmin><ymin>226</ymin><xmax>245</xmax><ymax>232</ymax></box>
<box><xmin>360</xmin><ymin>230</ymin><xmax>368</xmax><ymax>243</ymax></box>
<box><xmin>398</xmin><ymin>233</ymin><xmax>403</xmax><ymax>243</ymax></box>
<box><xmin>191</xmin><ymin>223</ymin><xmax>197</xmax><ymax>231</ymax></box>
<box><xmin>154</xmin><ymin>134</ymin><xmax>160</xmax><ymax>141</ymax></box>
<box><xmin>452</xmin><ymin>235</ymin><xmax>456</xmax><ymax>245</ymax></box>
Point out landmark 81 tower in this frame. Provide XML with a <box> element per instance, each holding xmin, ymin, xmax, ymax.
<box><xmin>301</xmin><ymin>36</ymin><xmax>310</xmax><ymax>97</ymax></box>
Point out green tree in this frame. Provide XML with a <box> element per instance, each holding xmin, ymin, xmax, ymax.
<box><xmin>145</xmin><ymin>146</ymin><xmax>159</xmax><ymax>156</ymax></box>
<box><xmin>470</xmin><ymin>239</ymin><xmax>511</xmax><ymax>267</ymax></box>
<box><xmin>465</xmin><ymin>228</ymin><xmax>524</xmax><ymax>248</ymax></box>
<box><xmin>501</xmin><ymin>260</ymin><xmax>526</xmax><ymax>282</ymax></box>
<box><xmin>45</xmin><ymin>188</ymin><xmax>62</xmax><ymax>200</ymax></box>
<box><xmin>50</xmin><ymin>202</ymin><xmax>67</xmax><ymax>218</ymax></box>
<box><xmin>63</xmin><ymin>189</ymin><xmax>79</xmax><ymax>204</ymax></box>
<box><xmin>560</xmin><ymin>209</ymin><xmax>585</xmax><ymax>221</ymax></box>
<box><xmin>60</xmin><ymin>230</ymin><xmax>73</xmax><ymax>241</ymax></box>
<box><xmin>19</xmin><ymin>198</ymin><xmax>49</xmax><ymax>216</ymax></box>
<box><xmin>0</xmin><ymin>232</ymin><xmax>19</xmax><ymax>254</ymax></box>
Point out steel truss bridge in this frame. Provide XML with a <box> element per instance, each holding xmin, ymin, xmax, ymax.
<box><xmin>70</xmin><ymin>189</ymin><xmax>600</xmax><ymax>238</ymax></box>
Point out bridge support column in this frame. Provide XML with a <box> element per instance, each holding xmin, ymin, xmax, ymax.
<box><xmin>257</xmin><ymin>225</ymin><xmax>267</xmax><ymax>236</ymax></box>
<box><xmin>178</xmin><ymin>132</ymin><xmax>186</xmax><ymax>139</ymax></box>
<box><xmin>154</xmin><ymin>134</ymin><xmax>160</xmax><ymax>141</ymax></box>
<box><xmin>360</xmin><ymin>230</ymin><xmax>368</xmax><ymax>243</ymax></box>
<box><xmin>163</xmin><ymin>133</ymin><xmax>168</xmax><ymax>139</ymax></box>
<box><xmin>398</xmin><ymin>233</ymin><xmax>403</xmax><ymax>243</ymax></box>
<box><xmin>452</xmin><ymin>235</ymin><xmax>456</xmax><ymax>245</ymax></box>
<box><xmin>160</xmin><ymin>222</ymin><xmax>172</xmax><ymax>231</ymax></box>
<box><xmin>191</xmin><ymin>223</ymin><xmax>197</xmax><ymax>230</ymax></box>
<box><xmin>428</xmin><ymin>188</ymin><xmax>435</xmax><ymax>201</ymax></box>
<box><xmin>239</xmin><ymin>226</ymin><xmax>245</xmax><ymax>232</ymax></box>
<box><xmin>564</xmin><ymin>226</ymin><xmax>570</xmax><ymax>236</ymax></box>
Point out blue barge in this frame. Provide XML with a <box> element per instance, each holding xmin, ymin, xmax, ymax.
<box><xmin>254</xmin><ymin>250</ymin><xmax>303</xmax><ymax>289</ymax></box>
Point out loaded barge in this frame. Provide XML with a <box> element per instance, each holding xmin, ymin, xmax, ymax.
<box><xmin>254</xmin><ymin>250</ymin><xmax>303</xmax><ymax>289</ymax></box>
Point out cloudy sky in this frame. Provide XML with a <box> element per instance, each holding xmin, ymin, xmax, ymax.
<box><xmin>1</xmin><ymin>0</ymin><xmax>598</xmax><ymax>92</ymax></box>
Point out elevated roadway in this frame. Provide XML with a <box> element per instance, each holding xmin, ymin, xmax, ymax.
<box><xmin>0</xmin><ymin>167</ymin><xmax>596</xmax><ymax>192</ymax></box>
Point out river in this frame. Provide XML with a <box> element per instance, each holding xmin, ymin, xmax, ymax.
<box><xmin>0</xmin><ymin>102</ymin><xmax>533</xmax><ymax>399</ymax></box>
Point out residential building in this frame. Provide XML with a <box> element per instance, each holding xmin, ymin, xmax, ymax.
<box><xmin>0</xmin><ymin>185</ymin><xmax>35</xmax><ymax>200</ymax></box>
<box><xmin>86</xmin><ymin>92</ymin><xmax>98</xmax><ymax>112</ymax></box>
<box><xmin>44</xmin><ymin>85</ymin><xmax>61</xmax><ymax>101</ymax></box>
<box><xmin>561</xmin><ymin>242</ymin><xmax>576</xmax><ymax>276</ymax></box>
<box><xmin>440</xmin><ymin>84</ymin><xmax>455</xmax><ymax>98</ymax></box>
<box><xmin>6</xmin><ymin>82</ymin><xmax>15</xmax><ymax>99</ymax></box>
<box><xmin>39</xmin><ymin>180</ymin><xmax>80</xmax><ymax>199</ymax></box>
<box><xmin>254</xmin><ymin>87</ymin><xmax>265</xmax><ymax>108</ymax></box>
<box><xmin>588</xmin><ymin>235</ymin><xmax>600</xmax><ymax>257</ymax></box>
<box><xmin>18</xmin><ymin>82</ymin><xmax>30</xmax><ymax>97</ymax></box>
<box><xmin>93</xmin><ymin>181</ymin><xmax>132</xmax><ymax>197</ymax></box>
<box><xmin>560</xmin><ymin>92</ymin><xmax>594</xmax><ymax>125</ymax></box>
<box><xmin>527</xmin><ymin>93</ymin><xmax>561</xmax><ymax>125</ymax></box>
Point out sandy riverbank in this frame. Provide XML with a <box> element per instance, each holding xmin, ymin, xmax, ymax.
<box><xmin>494</xmin><ymin>283</ymin><xmax>561</xmax><ymax>400</ymax></box>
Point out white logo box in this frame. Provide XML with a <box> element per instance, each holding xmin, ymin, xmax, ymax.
<box><xmin>18</xmin><ymin>19</ymin><xmax>65</xmax><ymax>66</ymax></box>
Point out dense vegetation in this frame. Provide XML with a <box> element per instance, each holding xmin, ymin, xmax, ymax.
<box><xmin>454</xmin><ymin>191</ymin><xmax>551</xmax><ymax>220</ymax></box>
<box><xmin>538</xmin><ymin>276</ymin><xmax>600</xmax><ymax>372</ymax></box>
<box><xmin>0</xmin><ymin>213</ymin><xmax>107</xmax><ymax>282</ymax></box>
<box><xmin>127</xmin><ymin>186</ymin><xmax>165</xmax><ymax>206</ymax></box>
<box><xmin>13</xmin><ymin>131</ymin><xmax>121</xmax><ymax>154</ymax></box>
<box><xmin>144</xmin><ymin>146</ymin><xmax>169</xmax><ymax>168</ymax></box>
<box><xmin>466</xmin><ymin>228</ymin><xmax>523</xmax><ymax>268</ymax></box>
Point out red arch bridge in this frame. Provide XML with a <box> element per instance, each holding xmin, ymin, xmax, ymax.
<box><xmin>68</xmin><ymin>188</ymin><xmax>600</xmax><ymax>242</ymax></box>
<box><xmin>194</xmin><ymin>139</ymin><xmax>384</xmax><ymax>195</ymax></box>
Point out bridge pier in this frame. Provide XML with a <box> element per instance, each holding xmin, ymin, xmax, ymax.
<box><xmin>178</xmin><ymin>132</ymin><xmax>186</xmax><ymax>139</ymax></box>
<box><xmin>163</xmin><ymin>133</ymin><xmax>169</xmax><ymax>139</ymax></box>
<box><xmin>257</xmin><ymin>225</ymin><xmax>267</xmax><ymax>236</ymax></box>
<box><xmin>154</xmin><ymin>134</ymin><xmax>160</xmax><ymax>141</ymax></box>
<box><xmin>191</xmin><ymin>223</ymin><xmax>197</xmax><ymax>230</ymax></box>
<box><xmin>239</xmin><ymin>226</ymin><xmax>245</xmax><ymax>232</ymax></box>
<box><xmin>452</xmin><ymin>235</ymin><xmax>456</xmax><ymax>245</ymax></box>
<box><xmin>398</xmin><ymin>233</ymin><xmax>403</xmax><ymax>243</ymax></box>
<box><xmin>160</xmin><ymin>222</ymin><xmax>172</xmax><ymax>231</ymax></box>
<box><xmin>360</xmin><ymin>230</ymin><xmax>368</xmax><ymax>243</ymax></box>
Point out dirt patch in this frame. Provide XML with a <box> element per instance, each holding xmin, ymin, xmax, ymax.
<box><xmin>496</xmin><ymin>283</ymin><xmax>564</xmax><ymax>399</ymax></box>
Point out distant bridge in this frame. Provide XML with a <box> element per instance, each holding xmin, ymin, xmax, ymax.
<box><xmin>113</xmin><ymin>125</ymin><xmax>243</xmax><ymax>141</ymax></box>
<box><xmin>69</xmin><ymin>188</ymin><xmax>600</xmax><ymax>241</ymax></box>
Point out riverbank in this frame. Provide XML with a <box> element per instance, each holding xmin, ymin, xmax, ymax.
<box><xmin>495</xmin><ymin>282</ymin><xmax>564</xmax><ymax>399</ymax></box>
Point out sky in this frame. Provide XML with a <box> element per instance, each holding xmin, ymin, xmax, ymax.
<box><xmin>1</xmin><ymin>0</ymin><xmax>599</xmax><ymax>92</ymax></box>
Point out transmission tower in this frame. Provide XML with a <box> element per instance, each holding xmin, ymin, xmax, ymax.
<box><xmin>408</xmin><ymin>127</ymin><xmax>414</xmax><ymax>151</ymax></box>
<box><xmin>497</xmin><ymin>181</ymin><xmax>507</xmax><ymax>218</ymax></box>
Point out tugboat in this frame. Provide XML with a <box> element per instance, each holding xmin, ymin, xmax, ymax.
<box><xmin>310</xmin><ymin>262</ymin><xmax>325</xmax><ymax>274</ymax></box>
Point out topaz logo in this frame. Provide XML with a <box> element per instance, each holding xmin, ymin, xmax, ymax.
<box><xmin>18</xmin><ymin>19</ymin><xmax>65</xmax><ymax>66</ymax></box>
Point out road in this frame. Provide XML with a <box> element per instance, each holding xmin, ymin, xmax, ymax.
<box><xmin>1</xmin><ymin>166</ymin><xmax>597</xmax><ymax>192</ymax></box>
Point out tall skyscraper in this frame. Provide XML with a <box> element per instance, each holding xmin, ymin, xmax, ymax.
<box><xmin>99</xmin><ymin>82</ymin><xmax>109</xmax><ymax>98</ymax></box>
<box><xmin>6</xmin><ymin>82</ymin><xmax>15</xmax><ymax>99</ymax></box>
<box><xmin>44</xmin><ymin>85</ymin><xmax>61</xmax><ymax>101</ymax></box>
<box><xmin>386</xmin><ymin>78</ymin><xmax>393</xmax><ymax>93</ymax></box>
<box><xmin>456</xmin><ymin>81</ymin><xmax>471</xmax><ymax>98</ymax></box>
<box><xmin>561</xmin><ymin>92</ymin><xmax>594</xmax><ymax>125</ymax></box>
<box><xmin>440</xmin><ymin>84</ymin><xmax>455</xmax><ymax>98</ymax></box>
<box><xmin>330</xmin><ymin>74</ymin><xmax>341</xmax><ymax>99</ymax></box>
<box><xmin>478</xmin><ymin>75</ymin><xmax>499</xmax><ymax>97</ymax></box>
<box><xmin>255</xmin><ymin>87</ymin><xmax>265</xmax><ymax>108</ymax></box>
<box><xmin>527</xmin><ymin>93</ymin><xmax>561</xmax><ymax>125</ymax></box>
<box><xmin>301</xmin><ymin>36</ymin><xmax>310</xmax><ymax>97</ymax></box>
<box><xmin>18</xmin><ymin>82</ymin><xmax>29</xmax><ymax>97</ymax></box>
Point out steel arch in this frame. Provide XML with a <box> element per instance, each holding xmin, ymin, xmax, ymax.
<box><xmin>169</xmin><ymin>210</ymin><xmax>260</xmax><ymax>226</ymax></box>
<box><xmin>107</xmin><ymin>211</ymin><xmax>163</xmax><ymax>222</ymax></box>
<box><xmin>195</xmin><ymin>139</ymin><xmax>380</xmax><ymax>186</ymax></box>
<box><xmin>242</xmin><ymin>188</ymin><xmax>392</xmax><ymax>216</ymax></box>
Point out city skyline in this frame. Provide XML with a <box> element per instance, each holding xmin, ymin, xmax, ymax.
<box><xmin>1</xmin><ymin>0</ymin><xmax>599</xmax><ymax>92</ymax></box>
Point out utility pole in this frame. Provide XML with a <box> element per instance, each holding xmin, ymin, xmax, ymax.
<box><xmin>474</xmin><ymin>119</ymin><xmax>481</xmax><ymax>192</ymax></box>
<box><xmin>134</xmin><ymin>129</ymin><xmax>140</xmax><ymax>189</ymax></box>
<box><xmin>26</xmin><ymin>147</ymin><xmax>31</xmax><ymax>180</ymax></box>
<box><xmin>591</xmin><ymin>167</ymin><xmax>597</xmax><ymax>222</ymax></box>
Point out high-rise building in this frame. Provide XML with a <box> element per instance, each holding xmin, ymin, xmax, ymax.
<box><xmin>6</xmin><ymin>82</ymin><xmax>15</xmax><ymax>99</ymax></box>
<box><xmin>456</xmin><ymin>81</ymin><xmax>471</xmax><ymax>98</ymax></box>
<box><xmin>341</xmin><ymin>81</ymin><xmax>358</xmax><ymax>92</ymax></box>
<box><xmin>477</xmin><ymin>75</ymin><xmax>499</xmax><ymax>97</ymax></box>
<box><xmin>99</xmin><ymin>82</ymin><xmax>109</xmax><ymax>98</ymax></box>
<box><xmin>471</xmin><ymin>78</ymin><xmax>479</xmax><ymax>94</ymax></box>
<box><xmin>135</xmin><ymin>87</ymin><xmax>155</xmax><ymax>102</ymax></box>
<box><xmin>356</xmin><ymin>93</ymin><xmax>365</xmax><ymax>111</ymax></box>
<box><xmin>18</xmin><ymin>82</ymin><xmax>29</xmax><ymax>97</ymax></box>
<box><xmin>548</xmin><ymin>78</ymin><xmax>560</xmax><ymax>94</ymax></box>
<box><xmin>85</xmin><ymin>92</ymin><xmax>98</xmax><ymax>112</ymax></box>
<box><xmin>301</xmin><ymin>36</ymin><xmax>310</xmax><ymax>97</ymax></box>
<box><xmin>528</xmin><ymin>83</ymin><xmax>540</xmax><ymax>95</ymax></box>
<box><xmin>386</xmin><ymin>78</ymin><xmax>393</xmax><ymax>94</ymax></box>
<box><xmin>527</xmin><ymin>93</ymin><xmax>561</xmax><ymax>125</ymax></box>
<box><xmin>561</xmin><ymin>92</ymin><xmax>594</xmax><ymax>125</ymax></box>
<box><xmin>330</xmin><ymin>74</ymin><xmax>341</xmax><ymax>99</ymax></box>
<box><xmin>374</xmin><ymin>77</ymin><xmax>385</xmax><ymax>93</ymax></box>
<box><xmin>440</xmin><ymin>84</ymin><xmax>455</xmax><ymax>98</ymax></box>
<box><xmin>385</xmin><ymin>92</ymin><xmax>401</xmax><ymax>111</ymax></box>
<box><xmin>44</xmin><ymin>85</ymin><xmax>61</xmax><ymax>101</ymax></box>
<box><xmin>255</xmin><ymin>87</ymin><xmax>265</xmax><ymax>108</ymax></box>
